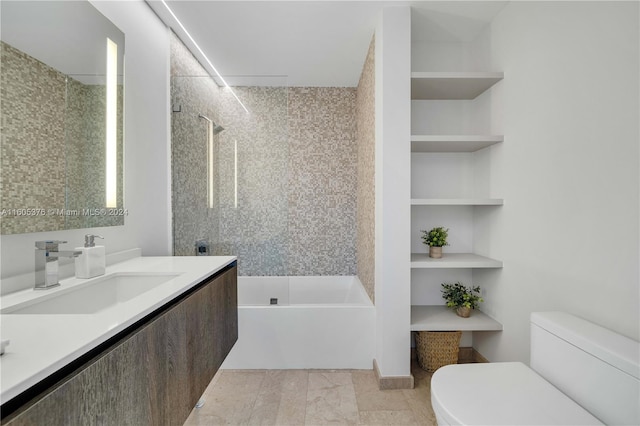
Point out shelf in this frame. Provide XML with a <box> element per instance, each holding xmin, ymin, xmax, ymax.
<box><xmin>411</xmin><ymin>72</ymin><xmax>504</xmax><ymax>100</ymax></box>
<box><xmin>411</xmin><ymin>135</ymin><xmax>503</xmax><ymax>152</ymax></box>
<box><xmin>411</xmin><ymin>305</ymin><xmax>503</xmax><ymax>331</ymax></box>
<box><xmin>411</xmin><ymin>198</ymin><xmax>503</xmax><ymax>206</ymax></box>
<box><xmin>411</xmin><ymin>253</ymin><xmax>502</xmax><ymax>269</ymax></box>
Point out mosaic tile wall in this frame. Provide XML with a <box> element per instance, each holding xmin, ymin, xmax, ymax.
<box><xmin>1</xmin><ymin>41</ymin><xmax>66</xmax><ymax>234</ymax></box>
<box><xmin>287</xmin><ymin>87</ymin><xmax>357</xmax><ymax>276</ymax></box>
<box><xmin>356</xmin><ymin>36</ymin><xmax>376</xmax><ymax>302</ymax></box>
<box><xmin>170</xmin><ymin>31</ymin><xmax>223</xmax><ymax>258</ymax></box>
<box><xmin>170</xmin><ymin>33</ymin><xmax>359</xmax><ymax>277</ymax></box>
<box><xmin>65</xmin><ymin>82</ymin><xmax>125</xmax><ymax>230</ymax></box>
<box><xmin>214</xmin><ymin>86</ymin><xmax>290</xmax><ymax>275</ymax></box>
<box><xmin>74</xmin><ymin>84</ymin><xmax>124</xmax><ymax>229</ymax></box>
<box><xmin>64</xmin><ymin>78</ymin><xmax>87</xmax><ymax>230</ymax></box>
<box><xmin>171</xmin><ymin>75</ymin><xmax>223</xmax><ymax>258</ymax></box>
<box><xmin>0</xmin><ymin>41</ymin><xmax>124</xmax><ymax>234</ymax></box>
<box><xmin>171</xmin><ymin>30</ymin><xmax>290</xmax><ymax>274</ymax></box>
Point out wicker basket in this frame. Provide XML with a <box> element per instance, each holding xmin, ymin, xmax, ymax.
<box><xmin>415</xmin><ymin>331</ymin><xmax>462</xmax><ymax>372</ymax></box>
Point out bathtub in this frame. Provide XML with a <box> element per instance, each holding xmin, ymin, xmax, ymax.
<box><xmin>220</xmin><ymin>276</ymin><xmax>375</xmax><ymax>369</ymax></box>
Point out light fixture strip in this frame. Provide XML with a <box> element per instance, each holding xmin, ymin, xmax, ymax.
<box><xmin>105</xmin><ymin>38</ymin><xmax>118</xmax><ymax>208</ymax></box>
<box><xmin>160</xmin><ymin>0</ymin><xmax>249</xmax><ymax>114</ymax></box>
<box><xmin>234</xmin><ymin>140</ymin><xmax>238</xmax><ymax>209</ymax></box>
<box><xmin>208</xmin><ymin>122</ymin><xmax>215</xmax><ymax>209</ymax></box>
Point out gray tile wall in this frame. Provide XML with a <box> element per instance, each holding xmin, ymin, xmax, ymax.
<box><xmin>171</xmin><ymin>74</ymin><xmax>223</xmax><ymax>257</ymax></box>
<box><xmin>170</xmin><ymin>31</ymin><xmax>224</xmax><ymax>258</ymax></box>
<box><xmin>214</xmin><ymin>86</ymin><xmax>290</xmax><ymax>275</ymax></box>
<box><xmin>64</xmin><ymin>78</ymin><xmax>88</xmax><ymax>230</ymax></box>
<box><xmin>65</xmin><ymin>82</ymin><xmax>124</xmax><ymax>229</ymax></box>
<box><xmin>1</xmin><ymin>42</ymin><xmax>66</xmax><ymax>234</ymax></box>
<box><xmin>170</xmin><ymin>34</ymin><xmax>359</xmax><ymax>277</ymax></box>
<box><xmin>287</xmin><ymin>87</ymin><xmax>357</xmax><ymax>276</ymax></box>
<box><xmin>0</xmin><ymin>41</ymin><xmax>124</xmax><ymax>234</ymax></box>
<box><xmin>356</xmin><ymin>36</ymin><xmax>376</xmax><ymax>302</ymax></box>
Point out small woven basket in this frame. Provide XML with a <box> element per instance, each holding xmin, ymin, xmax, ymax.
<box><xmin>415</xmin><ymin>331</ymin><xmax>462</xmax><ymax>372</ymax></box>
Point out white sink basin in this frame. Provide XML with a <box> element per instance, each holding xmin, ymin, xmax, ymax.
<box><xmin>1</xmin><ymin>272</ymin><xmax>181</xmax><ymax>315</ymax></box>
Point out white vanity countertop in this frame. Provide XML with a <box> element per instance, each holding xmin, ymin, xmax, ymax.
<box><xmin>0</xmin><ymin>255</ymin><xmax>236</xmax><ymax>404</ymax></box>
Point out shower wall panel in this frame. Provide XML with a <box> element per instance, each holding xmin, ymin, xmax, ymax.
<box><xmin>171</xmin><ymin>33</ymin><xmax>358</xmax><ymax>277</ymax></box>
<box><xmin>170</xmin><ymin>33</ymin><xmax>222</xmax><ymax>257</ymax></box>
<box><xmin>214</xmin><ymin>87</ymin><xmax>290</xmax><ymax>276</ymax></box>
<box><xmin>287</xmin><ymin>87</ymin><xmax>357</xmax><ymax>276</ymax></box>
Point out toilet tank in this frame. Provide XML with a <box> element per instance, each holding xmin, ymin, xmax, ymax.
<box><xmin>530</xmin><ymin>312</ymin><xmax>639</xmax><ymax>426</ymax></box>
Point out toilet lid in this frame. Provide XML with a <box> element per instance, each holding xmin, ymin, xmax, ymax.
<box><xmin>431</xmin><ymin>362</ymin><xmax>603</xmax><ymax>425</ymax></box>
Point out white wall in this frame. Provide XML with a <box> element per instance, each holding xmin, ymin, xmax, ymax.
<box><xmin>374</xmin><ymin>6</ymin><xmax>412</xmax><ymax>378</ymax></box>
<box><xmin>92</xmin><ymin>1</ymin><xmax>172</xmax><ymax>257</ymax></box>
<box><xmin>0</xmin><ymin>1</ymin><xmax>171</xmax><ymax>289</ymax></box>
<box><xmin>412</xmin><ymin>41</ymin><xmax>478</xmax><ymax>73</ymax></box>
<box><xmin>473</xmin><ymin>1</ymin><xmax>639</xmax><ymax>362</ymax></box>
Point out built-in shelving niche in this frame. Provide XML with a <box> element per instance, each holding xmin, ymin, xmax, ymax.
<box><xmin>411</xmin><ymin>72</ymin><xmax>504</xmax><ymax>100</ymax></box>
<box><xmin>411</xmin><ymin>253</ymin><xmax>502</xmax><ymax>269</ymax></box>
<box><xmin>410</xmin><ymin>71</ymin><xmax>504</xmax><ymax>334</ymax></box>
<box><xmin>411</xmin><ymin>135</ymin><xmax>503</xmax><ymax>153</ymax></box>
<box><xmin>411</xmin><ymin>305</ymin><xmax>503</xmax><ymax>331</ymax></box>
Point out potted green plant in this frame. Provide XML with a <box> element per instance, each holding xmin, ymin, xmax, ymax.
<box><xmin>421</xmin><ymin>227</ymin><xmax>449</xmax><ymax>258</ymax></box>
<box><xmin>441</xmin><ymin>282</ymin><xmax>483</xmax><ymax>318</ymax></box>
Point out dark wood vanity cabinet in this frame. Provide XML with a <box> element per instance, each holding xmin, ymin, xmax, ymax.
<box><xmin>2</xmin><ymin>263</ymin><xmax>238</xmax><ymax>426</ymax></box>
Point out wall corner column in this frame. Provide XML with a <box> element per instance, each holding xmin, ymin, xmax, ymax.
<box><xmin>374</xmin><ymin>5</ymin><xmax>412</xmax><ymax>387</ymax></box>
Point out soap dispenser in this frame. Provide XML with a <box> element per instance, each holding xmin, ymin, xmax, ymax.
<box><xmin>75</xmin><ymin>234</ymin><xmax>105</xmax><ymax>279</ymax></box>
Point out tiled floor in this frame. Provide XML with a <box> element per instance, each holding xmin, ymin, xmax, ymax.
<box><xmin>184</xmin><ymin>361</ymin><xmax>437</xmax><ymax>425</ymax></box>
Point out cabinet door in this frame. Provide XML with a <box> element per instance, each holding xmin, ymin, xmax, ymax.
<box><xmin>184</xmin><ymin>265</ymin><xmax>238</xmax><ymax>405</ymax></box>
<box><xmin>4</xmin><ymin>265</ymin><xmax>238</xmax><ymax>426</ymax></box>
<box><xmin>5</xmin><ymin>316</ymin><xmax>161</xmax><ymax>426</ymax></box>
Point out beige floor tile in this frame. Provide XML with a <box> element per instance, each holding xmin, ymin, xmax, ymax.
<box><xmin>274</xmin><ymin>370</ymin><xmax>309</xmax><ymax>425</ymax></box>
<box><xmin>213</xmin><ymin>370</ymin><xmax>268</xmax><ymax>390</ymax></box>
<box><xmin>186</xmin><ymin>370</ymin><xmax>267</xmax><ymax>425</ymax></box>
<box><xmin>402</xmin><ymin>382</ymin><xmax>436</xmax><ymax>425</ymax></box>
<box><xmin>184</xmin><ymin>413</ymin><xmax>245</xmax><ymax>426</ymax></box>
<box><xmin>351</xmin><ymin>370</ymin><xmax>410</xmax><ymax>412</ymax></box>
<box><xmin>403</xmin><ymin>361</ymin><xmax>437</xmax><ymax>426</ymax></box>
<box><xmin>248</xmin><ymin>389</ymin><xmax>280</xmax><ymax>425</ymax></box>
<box><xmin>185</xmin><ymin>367</ymin><xmax>438</xmax><ymax>426</ymax></box>
<box><xmin>308</xmin><ymin>372</ymin><xmax>354</xmax><ymax>389</ymax></box>
<box><xmin>403</xmin><ymin>397</ymin><xmax>437</xmax><ymax>426</ymax></box>
<box><xmin>248</xmin><ymin>370</ymin><xmax>309</xmax><ymax>426</ymax></box>
<box><xmin>305</xmin><ymin>372</ymin><xmax>360</xmax><ymax>425</ymax></box>
<box><xmin>358</xmin><ymin>410</ymin><xmax>418</xmax><ymax>425</ymax></box>
<box><xmin>402</xmin><ymin>364</ymin><xmax>436</xmax><ymax>426</ymax></box>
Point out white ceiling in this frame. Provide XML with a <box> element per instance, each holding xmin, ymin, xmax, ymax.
<box><xmin>148</xmin><ymin>1</ymin><xmax>508</xmax><ymax>87</ymax></box>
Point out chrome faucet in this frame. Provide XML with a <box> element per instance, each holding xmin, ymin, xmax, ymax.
<box><xmin>35</xmin><ymin>240</ymin><xmax>82</xmax><ymax>290</ymax></box>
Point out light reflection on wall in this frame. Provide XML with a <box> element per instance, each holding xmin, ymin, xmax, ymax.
<box><xmin>105</xmin><ymin>37</ymin><xmax>118</xmax><ymax>208</ymax></box>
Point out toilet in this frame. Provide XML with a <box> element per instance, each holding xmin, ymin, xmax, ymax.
<box><xmin>431</xmin><ymin>311</ymin><xmax>640</xmax><ymax>425</ymax></box>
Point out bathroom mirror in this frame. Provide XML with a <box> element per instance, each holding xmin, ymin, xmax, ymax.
<box><xmin>0</xmin><ymin>1</ymin><xmax>125</xmax><ymax>234</ymax></box>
